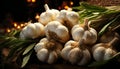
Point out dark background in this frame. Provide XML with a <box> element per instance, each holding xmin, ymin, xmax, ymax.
<box><xmin>0</xmin><ymin>0</ymin><xmax>80</xmax><ymax>23</ymax></box>
<box><xmin>0</xmin><ymin>0</ymin><xmax>45</xmax><ymax>22</ymax></box>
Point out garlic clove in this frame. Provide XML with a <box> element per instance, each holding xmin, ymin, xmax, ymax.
<box><xmin>68</xmin><ymin>48</ymin><xmax>82</xmax><ymax>64</ymax></box>
<box><xmin>26</xmin><ymin>24</ymin><xmax>36</xmax><ymax>38</ymax></box>
<box><xmin>34</xmin><ymin>23</ymin><xmax>45</xmax><ymax>37</ymax></box>
<box><xmin>104</xmin><ymin>48</ymin><xmax>117</xmax><ymax>60</ymax></box>
<box><xmin>56</xmin><ymin>10</ymin><xmax>68</xmax><ymax>24</ymax></box>
<box><xmin>93</xmin><ymin>47</ymin><xmax>106</xmax><ymax>61</ymax></box>
<box><xmin>66</xmin><ymin>11</ymin><xmax>79</xmax><ymax>25</ymax></box>
<box><xmin>45</xmin><ymin>21</ymin><xmax>61</xmax><ymax>33</ymax></box>
<box><xmin>78</xmin><ymin>49</ymin><xmax>91</xmax><ymax>66</ymax></box>
<box><xmin>61</xmin><ymin>46</ymin><xmax>72</xmax><ymax>60</ymax></box>
<box><xmin>34</xmin><ymin>42</ymin><xmax>45</xmax><ymax>53</ymax></box>
<box><xmin>45</xmin><ymin>21</ymin><xmax>69</xmax><ymax>43</ymax></box>
<box><xmin>71</xmin><ymin>25</ymin><xmax>84</xmax><ymax>41</ymax></box>
<box><xmin>40</xmin><ymin>4</ymin><xmax>60</xmax><ymax>26</ymax></box>
<box><xmin>51</xmin><ymin>9</ymin><xmax>60</xmax><ymax>18</ymax></box>
<box><xmin>21</xmin><ymin>23</ymin><xmax>36</xmax><ymax>39</ymax></box>
<box><xmin>92</xmin><ymin>43</ymin><xmax>103</xmax><ymax>52</ymax></box>
<box><xmin>56</xmin><ymin>25</ymin><xmax>69</xmax><ymax>43</ymax></box>
<box><xmin>83</xmin><ymin>29</ymin><xmax>97</xmax><ymax>45</ymax></box>
<box><xmin>64</xmin><ymin>40</ymin><xmax>76</xmax><ymax>47</ymax></box>
<box><xmin>19</xmin><ymin>31</ymin><xmax>26</xmax><ymax>39</ymax></box>
<box><xmin>40</xmin><ymin>11</ymin><xmax>54</xmax><ymax>25</ymax></box>
<box><xmin>37</xmin><ymin>48</ymin><xmax>49</xmax><ymax>62</ymax></box>
<box><xmin>47</xmin><ymin>51</ymin><xmax>58</xmax><ymax>64</ymax></box>
<box><xmin>39</xmin><ymin>38</ymin><xmax>49</xmax><ymax>43</ymax></box>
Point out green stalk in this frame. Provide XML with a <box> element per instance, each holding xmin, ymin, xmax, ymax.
<box><xmin>98</xmin><ymin>14</ymin><xmax>120</xmax><ymax>36</ymax></box>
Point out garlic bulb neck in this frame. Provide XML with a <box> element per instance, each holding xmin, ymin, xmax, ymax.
<box><xmin>46</xmin><ymin>40</ymin><xmax>56</xmax><ymax>51</ymax></box>
<box><xmin>108</xmin><ymin>37</ymin><xmax>119</xmax><ymax>48</ymax></box>
<box><xmin>83</xmin><ymin>19</ymin><xmax>90</xmax><ymax>30</ymax></box>
<box><xmin>44</xmin><ymin>4</ymin><xmax>50</xmax><ymax>11</ymax></box>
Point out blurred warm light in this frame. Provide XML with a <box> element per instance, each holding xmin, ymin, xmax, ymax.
<box><xmin>64</xmin><ymin>5</ymin><xmax>69</xmax><ymax>10</ymax></box>
<box><xmin>17</xmin><ymin>26</ymin><xmax>21</xmax><ymax>29</ymax></box>
<box><xmin>70</xmin><ymin>1</ymin><xmax>73</xmax><ymax>5</ymax></box>
<box><xmin>35</xmin><ymin>14</ymin><xmax>40</xmax><ymax>20</ymax></box>
<box><xmin>32</xmin><ymin>0</ymin><xmax>36</xmax><ymax>3</ymax></box>
<box><xmin>20</xmin><ymin>24</ymin><xmax>24</xmax><ymax>27</ymax></box>
<box><xmin>64</xmin><ymin>5</ymin><xmax>72</xmax><ymax>10</ymax></box>
<box><xmin>13</xmin><ymin>22</ymin><xmax>17</xmax><ymax>27</ymax></box>
<box><xmin>27</xmin><ymin>0</ymin><xmax>36</xmax><ymax>3</ymax></box>
<box><xmin>6</xmin><ymin>28</ymin><xmax>11</xmax><ymax>33</ymax></box>
<box><xmin>27</xmin><ymin>0</ymin><xmax>31</xmax><ymax>2</ymax></box>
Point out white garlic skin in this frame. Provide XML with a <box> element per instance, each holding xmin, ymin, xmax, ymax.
<box><xmin>56</xmin><ymin>9</ymin><xmax>79</xmax><ymax>29</ymax></box>
<box><xmin>68</xmin><ymin>48</ymin><xmax>82</xmax><ymax>64</ymax></box>
<box><xmin>34</xmin><ymin>38</ymin><xmax>63</xmax><ymax>64</ymax></box>
<box><xmin>78</xmin><ymin>49</ymin><xmax>91</xmax><ymax>65</ymax></box>
<box><xmin>71</xmin><ymin>24</ymin><xmax>84</xmax><ymax>42</ymax></box>
<box><xmin>37</xmin><ymin>48</ymin><xmax>49</xmax><ymax>62</ymax></box>
<box><xmin>66</xmin><ymin>11</ymin><xmax>79</xmax><ymax>27</ymax></box>
<box><xmin>71</xmin><ymin>24</ymin><xmax>97</xmax><ymax>45</ymax></box>
<box><xmin>47</xmin><ymin>51</ymin><xmax>58</xmax><ymax>64</ymax></box>
<box><xmin>45</xmin><ymin>21</ymin><xmax>70</xmax><ymax>43</ymax></box>
<box><xmin>92</xmin><ymin>43</ymin><xmax>117</xmax><ymax>61</ymax></box>
<box><xmin>40</xmin><ymin>9</ymin><xmax>60</xmax><ymax>25</ymax></box>
<box><xmin>82</xmin><ymin>28</ymin><xmax>97</xmax><ymax>44</ymax></box>
<box><xmin>20</xmin><ymin>22</ymin><xmax>45</xmax><ymax>39</ymax></box>
<box><xmin>56</xmin><ymin>10</ymin><xmax>68</xmax><ymax>24</ymax></box>
<box><xmin>61</xmin><ymin>40</ymin><xmax>91</xmax><ymax>66</ymax></box>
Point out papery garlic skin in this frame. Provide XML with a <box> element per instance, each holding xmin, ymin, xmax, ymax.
<box><xmin>61</xmin><ymin>40</ymin><xmax>91</xmax><ymax>66</ymax></box>
<box><xmin>92</xmin><ymin>43</ymin><xmax>117</xmax><ymax>61</ymax></box>
<box><xmin>34</xmin><ymin>38</ymin><xmax>63</xmax><ymax>64</ymax></box>
<box><xmin>71</xmin><ymin>20</ymin><xmax>97</xmax><ymax>45</ymax></box>
<box><xmin>56</xmin><ymin>9</ymin><xmax>79</xmax><ymax>29</ymax></box>
<box><xmin>40</xmin><ymin>9</ymin><xmax>60</xmax><ymax>25</ymax></box>
<box><xmin>71</xmin><ymin>24</ymin><xmax>84</xmax><ymax>42</ymax></box>
<box><xmin>78</xmin><ymin>49</ymin><xmax>91</xmax><ymax>65</ymax></box>
<box><xmin>66</xmin><ymin>11</ymin><xmax>79</xmax><ymax>28</ymax></box>
<box><xmin>45</xmin><ymin>21</ymin><xmax>70</xmax><ymax>43</ymax></box>
<box><xmin>20</xmin><ymin>22</ymin><xmax>45</xmax><ymax>39</ymax></box>
<box><xmin>56</xmin><ymin>10</ymin><xmax>68</xmax><ymax>24</ymax></box>
<box><xmin>82</xmin><ymin>28</ymin><xmax>97</xmax><ymax>44</ymax></box>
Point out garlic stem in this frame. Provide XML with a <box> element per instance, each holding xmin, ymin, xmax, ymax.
<box><xmin>83</xmin><ymin>19</ymin><xmax>89</xmax><ymax>30</ymax></box>
<box><xmin>44</xmin><ymin>4</ymin><xmax>50</xmax><ymax>11</ymax></box>
<box><xmin>111</xmin><ymin>24</ymin><xmax>120</xmax><ymax>32</ymax></box>
<box><xmin>108</xmin><ymin>37</ymin><xmax>119</xmax><ymax>48</ymax></box>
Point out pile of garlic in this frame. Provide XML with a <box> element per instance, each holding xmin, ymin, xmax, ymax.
<box><xmin>19</xmin><ymin>4</ymin><xmax>120</xmax><ymax>66</ymax></box>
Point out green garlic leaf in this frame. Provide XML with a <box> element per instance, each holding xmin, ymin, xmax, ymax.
<box><xmin>21</xmin><ymin>51</ymin><xmax>33</xmax><ymax>68</ymax></box>
<box><xmin>22</xmin><ymin>43</ymin><xmax>36</xmax><ymax>55</ymax></box>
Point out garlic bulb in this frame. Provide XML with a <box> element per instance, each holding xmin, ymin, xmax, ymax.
<box><xmin>56</xmin><ymin>10</ymin><xmax>68</xmax><ymax>24</ymax></box>
<box><xmin>34</xmin><ymin>38</ymin><xmax>63</xmax><ymax>64</ymax></box>
<box><xmin>20</xmin><ymin>22</ymin><xmax>45</xmax><ymax>39</ymax></box>
<box><xmin>45</xmin><ymin>21</ymin><xmax>70</xmax><ymax>43</ymax></box>
<box><xmin>56</xmin><ymin>9</ymin><xmax>79</xmax><ymax>29</ymax></box>
<box><xmin>92</xmin><ymin>37</ymin><xmax>119</xmax><ymax>61</ymax></box>
<box><xmin>71</xmin><ymin>19</ymin><xmax>97</xmax><ymax>45</ymax></box>
<box><xmin>61</xmin><ymin>39</ymin><xmax>91</xmax><ymax>66</ymax></box>
<box><xmin>40</xmin><ymin>4</ymin><xmax>60</xmax><ymax>25</ymax></box>
<box><xmin>66</xmin><ymin>11</ymin><xmax>79</xmax><ymax>28</ymax></box>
